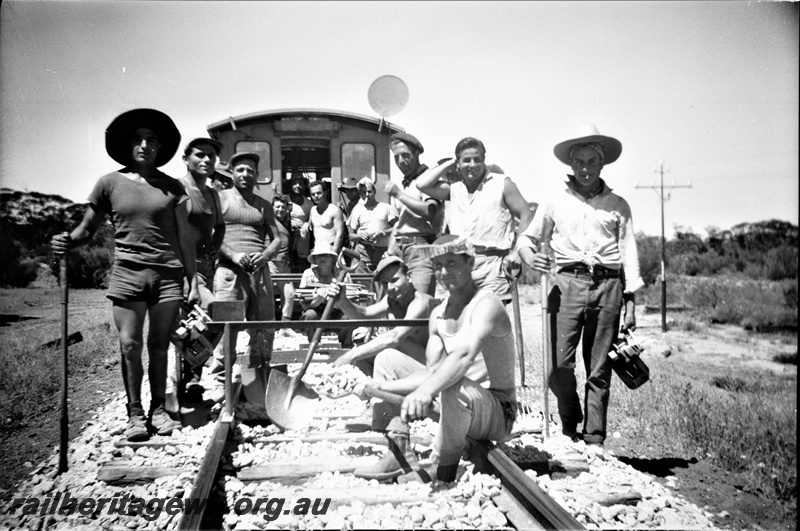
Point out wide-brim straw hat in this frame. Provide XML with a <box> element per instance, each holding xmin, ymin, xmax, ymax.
<box><xmin>553</xmin><ymin>123</ymin><xmax>622</xmax><ymax>166</ymax></box>
<box><xmin>308</xmin><ymin>248</ymin><xmax>339</xmax><ymax>265</ymax></box>
<box><xmin>105</xmin><ymin>108</ymin><xmax>180</xmax><ymax>168</ymax></box>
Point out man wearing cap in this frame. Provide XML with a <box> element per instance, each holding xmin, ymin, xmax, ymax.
<box><xmin>326</xmin><ymin>255</ymin><xmax>437</xmax><ymax>431</ymax></box>
<box><xmin>385</xmin><ymin>132</ymin><xmax>444</xmax><ymax>296</ymax></box>
<box><xmin>210</xmin><ymin>161</ymin><xmax>233</xmax><ymax>192</ymax></box>
<box><xmin>208</xmin><ymin>152</ymin><xmax>282</xmax><ymax>400</ymax></box>
<box><xmin>352</xmin><ymin>235</ymin><xmax>515</xmax><ymax>483</ymax></box>
<box><xmin>517</xmin><ymin>124</ymin><xmax>643</xmax><ymax>447</ymax></box>
<box><xmin>415</xmin><ymin>137</ymin><xmax>534</xmax><ymax>299</ymax></box>
<box><xmin>347</xmin><ymin>177</ymin><xmax>398</xmax><ymax>274</ymax></box>
<box><xmin>336</xmin><ymin>177</ymin><xmax>362</xmax><ymax>220</ymax></box>
<box><xmin>51</xmin><ymin>108</ymin><xmax>197</xmax><ymax>441</ymax></box>
<box><xmin>166</xmin><ymin>137</ymin><xmax>226</xmax><ymax>410</ymax></box>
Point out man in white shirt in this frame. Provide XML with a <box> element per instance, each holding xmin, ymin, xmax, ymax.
<box><xmin>517</xmin><ymin>124</ymin><xmax>643</xmax><ymax>447</ymax></box>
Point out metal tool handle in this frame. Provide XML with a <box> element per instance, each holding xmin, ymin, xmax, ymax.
<box><xmin>541</xmin><ymin>272</ymin><xmax>550</xmax><ymax>439</ymax></box>
<box><xmin>510</xmin><ymin>278</ymin><xmax>526</xmax><ymax>387</ymax></box>
<box><xmin>58</xmin><ymin>251</ymin><xmax>69</xmax><ymax>473</ymax></box>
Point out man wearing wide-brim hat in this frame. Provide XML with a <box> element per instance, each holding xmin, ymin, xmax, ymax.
<box><xmin>297</xmin><ymin>247</ymin><xmax>354</xmax><ymax>348</ymax></box>
<box><xmin>517</xmin><ymin>123</ymin><xmax>643</xmax><ymax>448</ymax></box>
<box><xmin>51</xmin><ymin>108</ymin><xmax>197</xmax><ymax>441</ymax></box>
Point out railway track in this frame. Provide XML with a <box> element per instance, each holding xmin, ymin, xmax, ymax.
<box><xmin>169</xmin><ymin>318</ymin><xmax>581</xmax><ymax>530</ymax></box>
<box><xmin>1</xmin><ymin>315</ymin><xmax>719</xmax><ymax>530</ymax></box>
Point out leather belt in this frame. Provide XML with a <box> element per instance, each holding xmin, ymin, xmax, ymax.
<box><xmin>558</xmin><ymin>264</ymin><xmax>621</xmax><ymax>279</ymax></box>
<box><xmin>394</xmin><ymin>234</ymin><xmax>435</xmax><ymax>245</ymax></box>
<box><xmin>474</xmin><ymin>247</ymin><xmax>509</xmax><ymax>257</ymax></box>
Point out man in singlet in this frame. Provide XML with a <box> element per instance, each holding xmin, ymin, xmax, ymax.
<box><xmin>166</xmin><ymin>138</ymin><xmax>226</xmax><ymax>410</ymax></box>
<box><xmin>326</xmin><ymin>255</ymin><xmax>438</xmax><ymax>431</ymax></box>
<box><xmin>208</xmin><ymin>152</ymin><xmax>281</xmax><ymax>401</ymax></box>
<box><xmin>354</xmin><ymin>235</ymin><xmax>516</xmax><ymax>483</ymax></box>
<box><xmin>309</xmin><ymin>180</ymin><xmax>346</xmax><ymax>254</ymax></box>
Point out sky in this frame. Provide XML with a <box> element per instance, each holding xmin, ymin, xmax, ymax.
<box><xmin>1</xmin><ymin>0</ymin><xmax>797</xmax><ymax>238</ymax></box>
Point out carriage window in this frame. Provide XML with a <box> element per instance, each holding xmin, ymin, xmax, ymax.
<box><xmin>236</xmin><ymin>141</ymin><xmax>271</xmax><ymax>184</ymax></box>
<box><xmin>341</xmin><ymin>143</ymin><xmax>375</xmax><ymax>184</ymax></box>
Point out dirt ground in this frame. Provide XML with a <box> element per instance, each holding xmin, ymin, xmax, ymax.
<box><xmin>0</xmin><ymin>288</ymin><xmax>796</xmax><ymax>530</ymax></box>
<box><xmin>604</xmin><ymin>311</ymin><xmax>797</xmax><ymax>531</ymax></box>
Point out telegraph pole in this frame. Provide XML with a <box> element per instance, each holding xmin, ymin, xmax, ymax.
<box><xmin>636</xmin><ymin>160</ymin><xmax>692</xmax><ymax>332</ymax></box>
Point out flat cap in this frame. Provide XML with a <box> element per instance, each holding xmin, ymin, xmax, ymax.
<box><xmin>390</xmin><ymin>132</ymin><xmax>424</xmax><ymax>154</ymax></box>
<box><xmin>185</xmin><ymin>137</ymin><xmax>223</xmax><ymax>154</ymax></box>
<box><xmin>230</xmin><ymin>152</ymin><xmax>260</xmax><ymax>167</ymax></box>
<box><xmin>373</xmin><ymin>255</ymin><xmax>405</xmax><ymax>282</ymax></box>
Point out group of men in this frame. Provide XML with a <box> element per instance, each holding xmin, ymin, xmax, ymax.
<box><xmin>167</xmin><ymin>123</ymin><xmax>643</xmax><ymax>485</ymax></box>
<box><xmin>306</xmin><ymin>124</ymin><xmax>643</xmax><ymax>484</ymax></box>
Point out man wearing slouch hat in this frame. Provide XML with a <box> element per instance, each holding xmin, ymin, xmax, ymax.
<box><xmin>517</xmin><ymin>123</ymin><xmax>643</xmax><ymax>447</ymax></box>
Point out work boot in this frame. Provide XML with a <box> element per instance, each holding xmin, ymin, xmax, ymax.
<box><xmin>353</xmin><ymin>417</ymin><xmax>420</xmax><ymax>481</ymax></box>
<box><xmin>148</xmin><ymin>400</ymin><xmax>181</xmax><ymax>436</ymax></box>
<box><xmin>124</xmin><ymin>402</ymin><xmax>149</xmax><ymax>442</ymax></box>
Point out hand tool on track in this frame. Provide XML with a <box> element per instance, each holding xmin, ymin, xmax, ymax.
<box><xmin>541</xmin><ymin>272</ymin><xmax>551</xmax><ymax>439</ymax></box>
<box><xmin>57</xmin><ymin>241</ymin><xmax>69</xmax><ymax>473</ymax></box>
<box><xmin>508</xmin><ymin>271</ymin><xmax>537</xmax><ymax>420</ymax></box>
<box><xmin>265</xmin><ymin>248</ymin><xmax>360</xmax><ymax>431</ymax></box>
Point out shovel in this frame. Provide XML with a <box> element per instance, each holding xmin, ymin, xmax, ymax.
<box><xmin>265</xmin><ymin>248</ymin><xmax>360</xmax><ymax>430</ymax></box>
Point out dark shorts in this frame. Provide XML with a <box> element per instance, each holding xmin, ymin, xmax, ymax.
<box><xmin>107</xmin><ymin>261</ymin><xmax>184</xmax><ymax>306</ymax></box>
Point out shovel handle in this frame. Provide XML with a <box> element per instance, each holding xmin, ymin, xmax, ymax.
<box><xmin>363</xmin><ymin>385</ymin><xmax>404</xmax><ymax>405</ymax></box>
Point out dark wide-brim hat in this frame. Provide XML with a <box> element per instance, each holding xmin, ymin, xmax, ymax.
<box><xmin>105</xmin><ymin>108</ymin><xmax>181</xmax><ymax>167</ymax></box>
<box><xmin>553</xmin><ymin>123</ymin><xmax>622</xmax><ymax>166</ymax></box>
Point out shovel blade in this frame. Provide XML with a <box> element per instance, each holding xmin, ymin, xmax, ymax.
<box><xmin>265</xmin><ymin>370</ymin><xmax>319</xmax><ymax>431</ymax></box>
<box><xmin>240</xmin><ymin>366</ymin><xmax>268</xmax><ymax>406</ymax></box>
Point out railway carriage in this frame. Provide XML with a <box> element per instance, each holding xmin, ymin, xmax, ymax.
<box><xmin>206</xmin><ymin>108</ymin><xmax>404</xmax><ymax>205</ymax></box>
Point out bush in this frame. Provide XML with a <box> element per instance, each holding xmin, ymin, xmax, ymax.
<box><xmin>765</xmin><ymin>245</ymin><xmax>799</xmax><ymax>281</ymax></box>
<box><xmin>0</xmin><ymin>233</ymin><xmax>38</xmax><ymax>287</ymax></box>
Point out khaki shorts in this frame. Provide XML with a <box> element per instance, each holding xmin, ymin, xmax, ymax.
<box><xmin>106</xmin><ymin>261</ymin><xmax>184</xmax><ymax>306</ymax></box>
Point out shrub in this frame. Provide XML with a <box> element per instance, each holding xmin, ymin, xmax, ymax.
<box><xmin>765</xmin><ymin>245</ymin><xmax>799</xmax><ymax>281</ymax></box>
<box><xmin>0</xmin><ymin>233</ymin><xmax>38</xmax><ymax>287</ymax></box>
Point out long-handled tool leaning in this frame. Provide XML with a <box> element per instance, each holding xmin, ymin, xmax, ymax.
<box><xmin>57</xmin><ymin>244</ymin><xmax>69</xmax><ymax>473</ymax></box>
<box><xmin>265</xmin><ymin>249</ymin><xmax>361</xmax><ymax>431</ymax></box>
<box><xmin>540</xmin><ymin>271</ymin><xmax>551</xmax><ymax>439</ymax></box>
<box><xmin>506</xmin><ymin>267</ymin><xmax>536</xmax><ymax>421</ymax></box>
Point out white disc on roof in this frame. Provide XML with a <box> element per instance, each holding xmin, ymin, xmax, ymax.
<box><xmin>368</xmin><ymin>75</ymin><xmax>409</xmax><ymax>118</ymax></box>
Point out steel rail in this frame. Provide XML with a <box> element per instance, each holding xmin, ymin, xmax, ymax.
<box><xmin>486</xmin><ymin>444</ymin><xmax>584</xmax><ymax>530</ymax></box>
<box><xmin>176</xmin><ymin>379</ymin><xmax>242</xmax><ymax>531</ymax></box>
